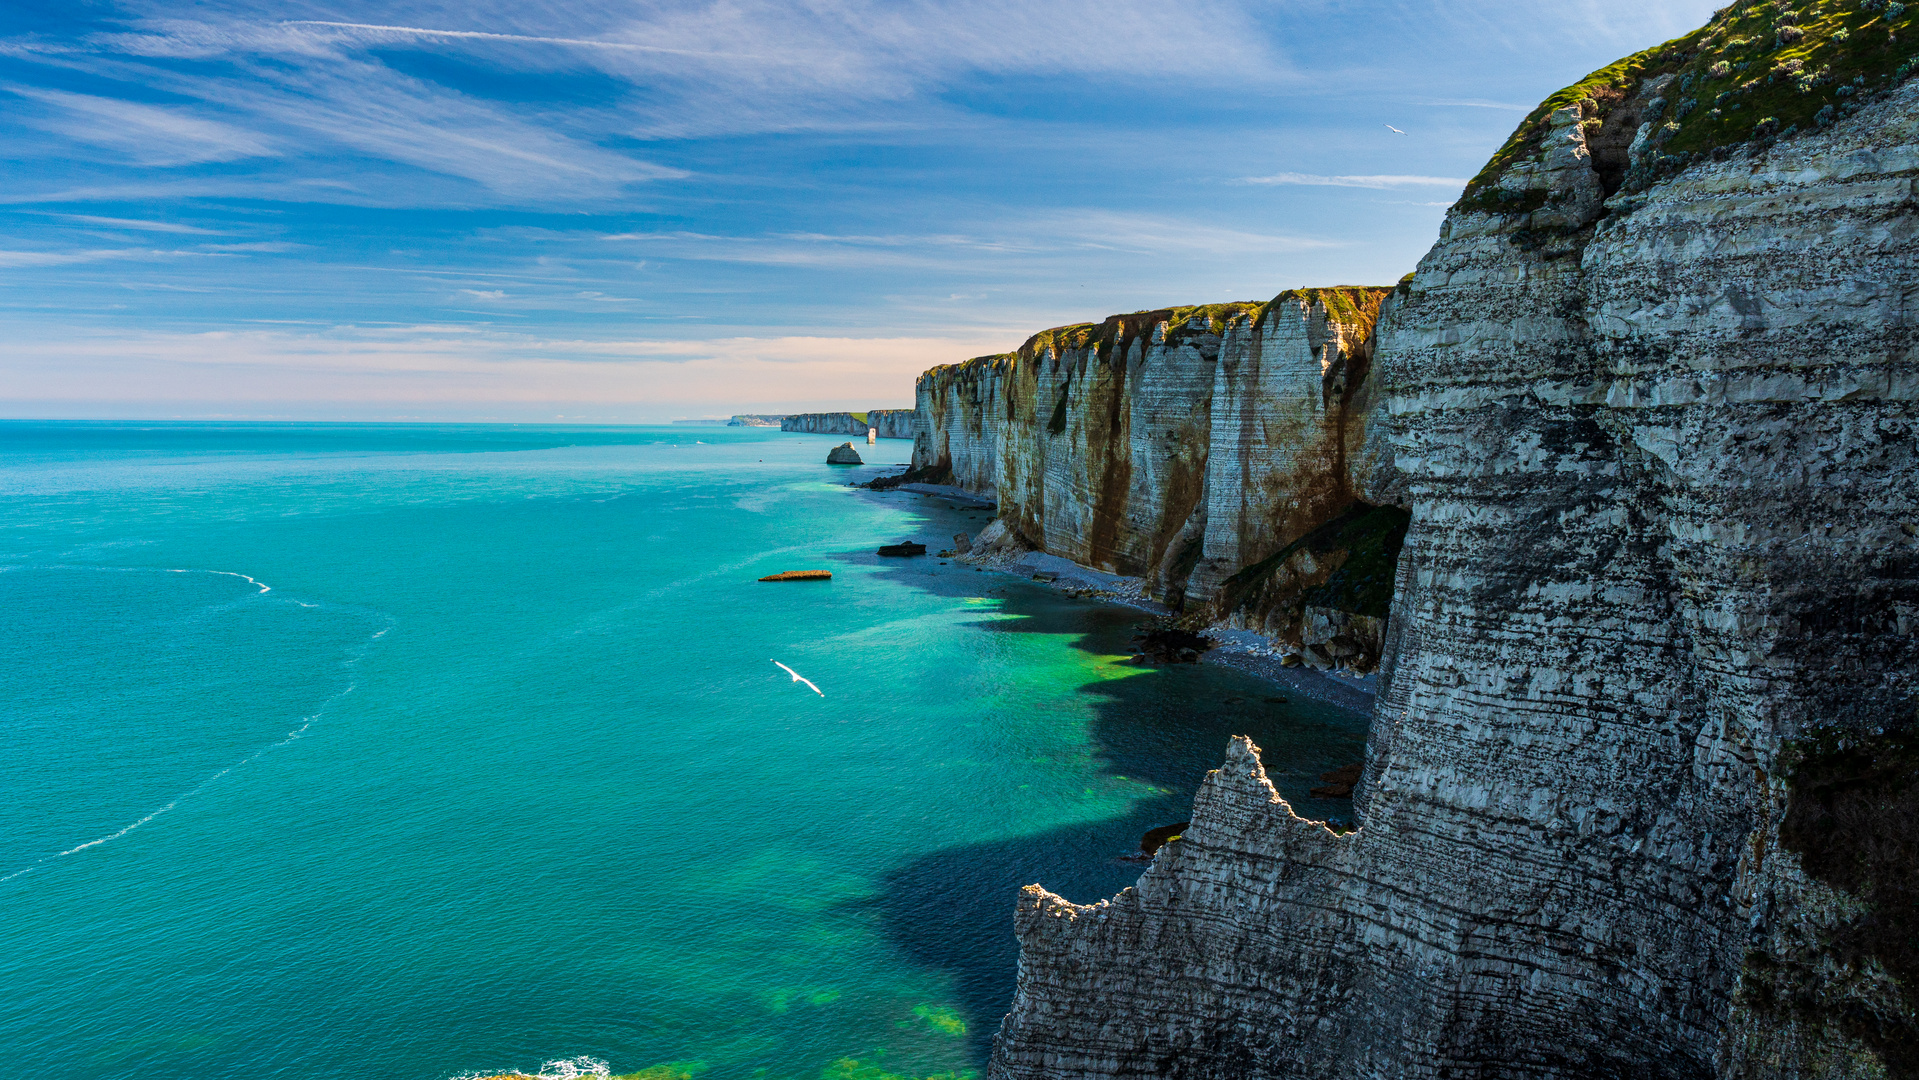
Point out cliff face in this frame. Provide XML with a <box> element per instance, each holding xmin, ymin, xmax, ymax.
<box><xmin>780</xmin><ymin>410</ymin><xmax>917</xmax><ymax>438</ymax></box>
<box><xmin>993</xmin><ymin>11</ymin><xmax>1919</xmax><ymax>1078</ymax></box>
<box><xmin>912</xmin><ymin>291</ymin><xmax>1392</xmax><ymax>664</ymax></box>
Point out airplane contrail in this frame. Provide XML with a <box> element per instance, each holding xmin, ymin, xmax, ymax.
<box><xmin>772</xmin><ymin>660</ymin><xmax>824</xmax><ymax>697</ymax></box>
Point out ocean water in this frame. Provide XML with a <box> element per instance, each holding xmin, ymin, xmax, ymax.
<box><xmin>0</xmin><ymin>422</ymin><xmax>1370</xmax><ymax>1080</ymax></box>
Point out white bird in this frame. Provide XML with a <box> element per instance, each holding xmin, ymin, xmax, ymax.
<box><xmin>1386</xmin><ymin>124</ymin><xmax>1408</xmax><ymax>135</ymax></box>
<box><xmin>772</xmin><ymin>660</ymin><xmax>824</xmax><ymax>697</ymax></box>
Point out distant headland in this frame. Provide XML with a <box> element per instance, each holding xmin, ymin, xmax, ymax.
<box><xmin>672</xmin><ymin>410</ymin><xmax>918</xmax><ymax>438</ymax></box>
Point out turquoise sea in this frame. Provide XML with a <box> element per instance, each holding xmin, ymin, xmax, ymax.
<box><xmin>0</xmin><ymin>422</ymin><xmax>1369</xmax><ymax>1080</ymax></box>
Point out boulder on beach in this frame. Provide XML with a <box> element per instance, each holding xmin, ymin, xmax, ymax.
<box><xmin>1129</xmin><ymin>619</ymin><xmax>1213</xmax><ymax>664</ymax></box>
<box><xmin>826</xmin><ymin>443</ymin><xmax>863</xmax><ymax>464</ymax></box>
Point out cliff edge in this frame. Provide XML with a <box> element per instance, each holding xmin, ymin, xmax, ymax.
<box><xmin>992</xmin><ymin>4</ymin><xmax>1919</xmax><ymax>1077</ymax></box>
<box><xmin>912</xmin><ymin>289</ymin><xmax>1399</xmax><ymax>669</ymax></box>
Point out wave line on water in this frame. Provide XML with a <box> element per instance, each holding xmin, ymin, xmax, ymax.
<box><xmin>0</xmin><ymin>609</ymin><xmax>394</xmax><ymax>886</ymax></box>
<box><xmin>167</xmin><ymin>567</ymin><xmax>271</xmax><ymax>593</ymax></box>
<box><xmin>4</xmin><ymin>563</ymin><xmax>276</xmax><ymax>595</ymax></box>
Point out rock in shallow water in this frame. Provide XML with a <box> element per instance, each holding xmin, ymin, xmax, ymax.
<box><xmin>825</xmin><ymin>442</ymin><xmax>862</xmax><ymax>464</ymax></box>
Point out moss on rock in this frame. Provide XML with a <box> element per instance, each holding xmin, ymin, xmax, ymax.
<box><xmin>1460</xmin><ymin>0</ymin><xmax>1919</xmax><ymax>213</ymax></box>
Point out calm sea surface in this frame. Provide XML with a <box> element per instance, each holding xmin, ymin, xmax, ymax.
<box><xmin>0</xmin><ymin>422</ymin><xmax>1368</xmax><ymax>1080</ymax></box>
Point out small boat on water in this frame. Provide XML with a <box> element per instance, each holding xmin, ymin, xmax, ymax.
<box><xmin>759</xmin><ymin>570</ymin><xmax>832</xmax><ymax>581</ymax></box>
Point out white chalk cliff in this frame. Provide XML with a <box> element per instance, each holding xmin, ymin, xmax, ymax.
<box><xmin>911</xmin><ymin>291</ymin><xmax>1400</xmax><ymax>669</ymax></box>
<box><xmin>986</xmin><ymin>8</ymin><xmax>1919</xmax><ymax>1077</ymax></box>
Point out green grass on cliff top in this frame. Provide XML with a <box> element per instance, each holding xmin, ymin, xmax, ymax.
<box><xmin>915</xmin><ymin>287</ymin><xmax>1392</xmax><ymax>383</ymax></box>
<box><xmin>1016</xmin><ymin>288</ymin><xmax>1389</xmax><ymax>363</ymax></box>
<box><xmin>1461</xmin><ymin>0</ymin><xmax>1919</xmax><ymax>209</ymax></box>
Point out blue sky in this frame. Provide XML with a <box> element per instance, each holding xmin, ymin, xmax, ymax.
<box><xmin>0</xmin><ymin>0</ymin><xmax>1719</xmax><ymax>421</ymax></box>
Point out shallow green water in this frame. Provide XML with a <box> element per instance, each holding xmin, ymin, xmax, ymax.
<box><xmin>0</xmin><ymin>422</ymin><xmax>1369</xmax><ymax>1080</ymax></box>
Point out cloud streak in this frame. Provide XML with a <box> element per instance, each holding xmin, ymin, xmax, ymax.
<box><xmin>44</xmin><ymin>214</ymin><xmax>223</xmax><ymax>234</ymax></box>
<box><xmin>1236</xmin><ymin>172</ymin><xmax>1468</xmax><ymax>189</ymax></box>
<box><xmin>279</xmin><ymin>20</ymin><xmax>747</xmax><ymax>59</ymax></box>
<box><xmin>7</xmin><ymin>85</ymin><xmax>277</xmax><ymax>165</ymax></box>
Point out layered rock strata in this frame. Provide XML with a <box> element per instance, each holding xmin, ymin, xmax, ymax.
<box><xmin>911</xmin><ymin>291</ymin><xmax>1393</xmax><ymax>664</ymax></box>
<box><xmin>993</xmin><ymin>20</ymin><xmax>1919</xmax><ymax>1080</ymax></box>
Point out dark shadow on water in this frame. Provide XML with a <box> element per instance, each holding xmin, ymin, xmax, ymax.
<box><xmin>828</xmin><ymin>492</ymin><xmax>1375</xmax><ymax>1062</ymax></box>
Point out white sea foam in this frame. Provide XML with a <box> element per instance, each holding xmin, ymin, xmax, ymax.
<box><xmin>0</xmin><ymin>579</ymin><xmax>395</xmax><ymax>886</ymax></box>
<box><xmin>453</xmin><ymin>1057</ymin><xmax>611</xmax><ymax>1080</ymax></box>
<box><xmin>12</xmin><ymin>563</ymin><xmax>274</xmax><ymax>595</ymax></box>
<box><xmin>0</xmin><ymin>761</ymin><xmax>230</xmax><ymax>885</ymax></box>
<box><xmin>165</xmin><ymin>567</ymin><xmax>271</xmax><ymax>593</ymax></box>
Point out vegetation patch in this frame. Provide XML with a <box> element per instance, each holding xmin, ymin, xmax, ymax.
<box><xmin>910</xmin><ymin>1004</ymin><xmax>967</xmax><ymax>1037</ymax></box>
<box><xmin>1459</xmin><ymin>0</ymin><xmax>1919</xmax><ymax>212</ymax></box>
<box><xmin>1756</xmin><ymin>724</ymin><xmax>1919</xmax><ymax>1071</ymax></box>
<box><xmin>1256</xmin><ymin>287</ymin><xmax>1392</xmax><ymax>344</ymax></box>
<box><xmin>1006</xmin><ymin>290</ymin><xmax>1386</xmax><ymax>378</ymax></box>
<box><xmin>822</xmin><ymin>1056</ymin><xmax>977</xmax><ymax>1080</ymax></box>
<box><xmin>1015</xmin><ymin>303</ymin><xmax>1264</xmax><ymax>366</ymax></box>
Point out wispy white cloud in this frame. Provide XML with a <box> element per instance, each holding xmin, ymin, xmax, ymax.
<box><xmin>0</xmin><ymin>242</ymin><xmax>295</xmax><ymax>267</ymax></box>
<box><xmin>6</xmin><ymin>85</ymin><xmax>277</xmax><ymax>165</ymax></box>
<box><xmin>1236</xmin><ymin>172</ymin><xmax>1467</xmax><ymax>189</ymax></box>
<box><xmin>599</xmin><ymin>210</ymin><xmax>1333</xmax><ymax>269</ymax></box>
<box><xmin>278</xmin><ymin>20</ymin><xmax>746</xmax><ymax>59</ymax></box>
<box><xmin>44</xmin><ymin>213</ymin><xmax>223</xmax><ymax>234</ymax></box>
<box><xmin>199</xmin><ymin>241</ymin><xmax>302</xmax><ymax>252</ymax></box>
<box><xmin>1414</xmin><ymin>98</ymin><xmax>1534</xmax><ymax>111</ymax></box>
<box><xmin>0</xmin><ymin>249</ymin><xmax>138</xmax><ymax>268</ymax></box>
<box><xmin>4</xmin><ymin>20</ymin><xmax>679</xmax><ymax>200</ymax></box>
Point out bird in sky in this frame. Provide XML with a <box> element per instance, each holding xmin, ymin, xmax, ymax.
<box><xmin>773</xmin><ymin>660</ymin><xmax>824</xmax><ymax>697</ymax></box>
<box><xmin>1386</xmin><ymin>124</ymin><xmax>1408</xmax><ymax>135</ymax></box>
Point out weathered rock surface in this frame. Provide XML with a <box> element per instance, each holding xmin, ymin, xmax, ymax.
<box><xmin>992</xmin><ymin>34</ymin><xmax>1919</xmax><ymax>1080</ymax></box>
<box><xmin>911</xmin><ymin>291</ymin><xmax>1394</xmax><ymax>661</ymax></box>
<box><xmin>825</xmin><ymin>443</ymin><xmax>862</xmax><ymax>464</ymax></box>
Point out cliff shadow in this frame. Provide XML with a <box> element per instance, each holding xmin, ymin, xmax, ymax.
<box><xmin>827</xmin><ymin>494</ymin><xmax>1373</xmax><ymax>1058</ymax></box>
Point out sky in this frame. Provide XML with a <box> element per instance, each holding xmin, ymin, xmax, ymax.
<box><xmin>0</xmin><ymin>0</ymin><xmax>1721</xmax><ymax>421</ymax></box>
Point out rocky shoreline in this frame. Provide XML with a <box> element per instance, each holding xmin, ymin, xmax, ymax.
<box><xmin>850</xmin><ymin>465</ymin><xmax>1377</xmax><ymax>719</ymax></box>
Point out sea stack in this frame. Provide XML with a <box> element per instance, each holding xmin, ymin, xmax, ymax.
<box><xmin>826</xmin><ymin>443</ymin><xmax>862</xmax><ymax>464</ymax></box>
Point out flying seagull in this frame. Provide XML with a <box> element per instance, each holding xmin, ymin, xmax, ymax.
<box><xmin>772</xmin><ymin>660</ymin><xmax>824</xmax><ymax>697</ymax></box>
<box><xmin>1386</xmin><ymin>124</ymin><xmax>1408</xmax><ymax>135</ymax></box>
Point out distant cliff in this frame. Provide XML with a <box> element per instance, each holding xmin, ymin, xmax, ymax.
<box><xmin>993</xmin><ymin>5</ymin><xmax>1919</xmax><ymax>1078</ymax></box>
<box><xmin>911</xmin><ymin>289</ymin><xmax>1397</xmax><ymax>669</ymax></box>
<box><xmin>781</xmin><ymin>410</ymin><xmax>917</xmax><ymax>438</ymax></box>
